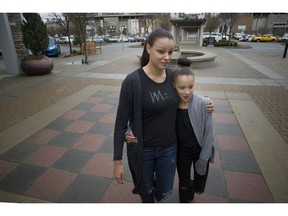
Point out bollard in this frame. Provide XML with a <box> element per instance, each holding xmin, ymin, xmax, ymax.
<box><xmin>283</xmin><ymin>42</ymin><xmax>288</xmax><ymax>58</ymax></box>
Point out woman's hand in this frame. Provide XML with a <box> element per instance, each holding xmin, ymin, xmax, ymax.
<box><xmin>113</xmin><ymin>160</ymin><xmax>125</xmax><ymax>184</ymax></box>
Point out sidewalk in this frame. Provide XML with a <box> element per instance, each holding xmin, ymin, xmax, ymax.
<box><xmin>0</xmin><ymin>43</ymin><xmax>288</xmax><ymax>203</ymax></box>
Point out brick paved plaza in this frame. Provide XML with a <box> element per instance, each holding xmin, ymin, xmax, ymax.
<box><xmin>0</xmin><ymin>42</ymin><xmax>288</xmax><ymax>205</ymax></box>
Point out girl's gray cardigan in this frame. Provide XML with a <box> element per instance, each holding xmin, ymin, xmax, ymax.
<box><xmin>188</xmin><ymin>93</ymin><xmax>215</xmax><ymax>175</ymax></box>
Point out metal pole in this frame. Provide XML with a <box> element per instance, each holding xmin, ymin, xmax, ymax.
<box><xmin>283</xmin><ymin>42</ymin><xmax>288</xmax><ymax>58</ymax></box>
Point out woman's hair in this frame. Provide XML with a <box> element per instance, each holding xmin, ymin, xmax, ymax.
<box><xmin>172</xmin><ymin>57</ymin><xmax>194</xmax><ymax>81</ymax></box>
<box><xmin>140</xmin><ymin>28</ymin><xmax>174</xmax><ymax>67</ymax></box>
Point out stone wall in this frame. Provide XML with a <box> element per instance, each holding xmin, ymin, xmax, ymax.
<box><xmin>7</xmin><ymin>13</ymin><xmax>28</xmax><ymax>59</ymax></box>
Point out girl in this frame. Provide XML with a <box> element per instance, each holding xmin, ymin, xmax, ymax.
<box><xmin>173</xmin><ymin>57</ymin><xmax>215</xmax><ymax>203</ymax></box>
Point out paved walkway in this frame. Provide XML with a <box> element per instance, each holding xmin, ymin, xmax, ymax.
<box><xmin>0</xmin><ymin>42</ymin><xmax>288</xmax><ymax>204</ymax></box>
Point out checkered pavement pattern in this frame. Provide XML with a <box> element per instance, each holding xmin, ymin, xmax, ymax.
<box><xmin>0</xmin><ymin>90</ymin><xmax>274</xmax><ymax>203</ymax></box>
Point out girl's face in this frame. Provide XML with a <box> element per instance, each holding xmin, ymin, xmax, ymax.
<box><xmin>173</xmin><ymin>74</ymin><xmax>195</xmax><ymax>103</ymax></box>
<box><xmin>146</xmin><ymin>37</ymin><xmax>174</xmax><ymax>70</ymax></box>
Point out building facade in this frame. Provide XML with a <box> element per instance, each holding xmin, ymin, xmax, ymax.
<box><xmin>90</xmin><ymin>13</ymin><xmax>152</xmax><ymax>36</ymax></box>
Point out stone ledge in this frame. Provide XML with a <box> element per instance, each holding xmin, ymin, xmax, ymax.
<box><xmin>178</xmin><ymin>50</ymin><xmax>217</xmax><ymax>62</ymax></box>
<box><xmin>137</xmin><ymin>49</ymin><xmax>217</xmax><ymax>69</ymax></box>
<box><xmin>171</xmin><ymin>50</ymin><xmax>217</xmax><ymax>69</ymax></box>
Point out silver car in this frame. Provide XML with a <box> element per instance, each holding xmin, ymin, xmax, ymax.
<box><xmin>92</xmin><ymin>36</ymin><xmax>104</xmax><ymax>44</ymax></box>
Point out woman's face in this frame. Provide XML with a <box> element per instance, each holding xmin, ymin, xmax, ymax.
<box><xmin>146</xmin><ymin>37</ymin><xmax>174</xmax><ymax>70</ymax></box>
<box><xmin>173</xmin><ymin>74</ymin><xmax>195</xmax><ymax>103</ymax></box>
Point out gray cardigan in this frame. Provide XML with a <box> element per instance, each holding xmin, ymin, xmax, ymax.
<box><xmin>188</xmin><ymin>93</ymin><xmax>215</xmax><ymax>175</ymax></box>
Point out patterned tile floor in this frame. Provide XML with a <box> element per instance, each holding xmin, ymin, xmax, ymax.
<box><xmin>0</xmin><ymin>90</ymin><xmax>274</xmax><ymax>203</ymax></box>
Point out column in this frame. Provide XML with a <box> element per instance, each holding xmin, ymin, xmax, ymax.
<box><xmin>0</xmin><ymin>13</ymin><xmax>22</xmax><ymax>75</ymax></box>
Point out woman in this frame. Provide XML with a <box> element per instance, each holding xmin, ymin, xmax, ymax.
<box><xmin>113</xmin><ymin>29</ymin><xmax>213</xmax><ymax>203</ymax></box>
<box><xmin>172</xmin><ymin>57</ymin><xmax>215</xmax><ymax>203</ymax></box>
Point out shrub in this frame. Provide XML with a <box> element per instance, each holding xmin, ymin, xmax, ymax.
<box><xmin>73</xmin><ymin>36</ymin><xmax>80</xmax><ymax>45</ymax></box>
<box><xmin>214</xmin><ymin>40</ymin><xmax>238</xmax><ymax>47</ymax></box>
<box><xmin>21</xmin><ymin>13</ymin><xmax>49</xmax><ymax>56</ymax></box>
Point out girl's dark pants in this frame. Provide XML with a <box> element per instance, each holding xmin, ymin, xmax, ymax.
<box><xmin>177</xmin><ymin>145</ymin><xmax>209</xmax><ymax>203</ymax></box>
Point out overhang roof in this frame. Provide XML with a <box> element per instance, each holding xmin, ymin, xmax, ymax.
<box><xmin>170</xmin><ymin>19</ymin><xmax>206</xmax><ymax>28</ymax></box>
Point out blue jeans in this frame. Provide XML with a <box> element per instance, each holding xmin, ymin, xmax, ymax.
<box><xmin>143</xmin><ymin>143</ymin><xmax>177</xmax><ymax>201</ymax></box>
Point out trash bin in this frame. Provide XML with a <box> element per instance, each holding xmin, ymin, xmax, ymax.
<box><xmin>208</xmin><ymin>37</ymin><xmax>215</xmax><ymax>45</ymax></box>
<box><xmin>203</xmin><ymin>37</ymin><xmax>215</xmax><ymax>46</ymax></box>
<box><xmin>202</xmin><ymin>38</ymin><xmax>208</xmax><ymax>47</ymax></box>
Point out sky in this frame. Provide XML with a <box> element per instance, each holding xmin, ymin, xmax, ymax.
<box><xmin>2</xmin><ymin>0</ymin><xmax>288</xmax><ymax>13</ymax></box>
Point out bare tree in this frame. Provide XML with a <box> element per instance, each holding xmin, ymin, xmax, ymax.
<box><xmin>68</xmin><ymin>13</ymin><xmax>97</xmax><ymax>64</ymax></box>
<box><xmin>204</xmin><ymin>15</ymin><xmax>221</xmax><ymax>33</ymax></box>
<box><xmin>144</xmin><ymin>14</ymin><xmax>157</xmax><ymax>33</ymax></box>
<box><xmin>45</xmin><ymin>18</ymin><xmax>62</xmax><ymax>38</ymax></box>
<box><xmin>143</xmin><ymin>13</ymin><xmax>171</xmax><ymax>33</ymax></box>
<box><xmin>155</xmin><ymin>13</ymin><xmax>171</xmax><ymax>30</ymax></box>
<box><xmin>51</xmin><ymin>13</ymin><xmax>73</xmax><ymax>54</ymax></box>
<box><xmin>219</xmin><ymin>13</ymin><xmax>240</xmax><ymax>41</ymax></box>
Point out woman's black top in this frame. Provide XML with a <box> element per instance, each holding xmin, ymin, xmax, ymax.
<box><xmin>139</xmin><ymin>68</ymin><xmax>179</xmax><ymax>147</ymax></box>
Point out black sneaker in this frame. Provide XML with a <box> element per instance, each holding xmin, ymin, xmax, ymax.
<box><xmin>189</xmin><ymin>180</ymin><xmax>195</xmax><ymax>201</ymax></box>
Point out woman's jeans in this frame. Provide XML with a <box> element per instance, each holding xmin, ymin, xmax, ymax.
<box><xmin>142</xmin><ymin>143</ymin><xmax>177</xmax><ymax>202</ymax></box>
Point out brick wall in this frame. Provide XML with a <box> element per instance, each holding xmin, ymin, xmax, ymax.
<box><xmin>7</xmin><ymin>13</ymin><xmax>29</xmax><ymax>59</ymax></box>
<box><xmin>235</xmin><ymin>16</ymin><xmax>253</xmax><ymax>33</ymax></box>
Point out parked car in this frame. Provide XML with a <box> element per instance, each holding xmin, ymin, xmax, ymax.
<box><xmin>203</xmin><ymin>32</ymin><xmax>228</xmax><ymax>42</ymax></box>
<box><xmin>233</xmin><ymin>32</ymin><xmax>245</xmax><ymax>40</ymax></box>
<box><xmin>251</xmin><ymin>34</ymin><xmax>277</xmax><ymax>42</ymax></box>
<box><xmin>133</xmin><ymin>35</ymin><xmax>146</xmax><ymax>42</ymax></box>
<box><xmin>119</xmin><ymin>35</ymin><xmax>128</xmax><ymax>42</ymax></box>
<box><xmin>43</xmin><ymin>37</ymin><xmax>61</xmax><ymax>57</ymax></box>
<box><xmin>238</xmin><ymin>34</ymin><xmax>253</xmax><ymax>42</ymax></box>
<box><xmin>127</xmin><ymin>36</ymin><xmax>136</xmax><ymax>42</ymax></box>
<box><xmin>202</xmin><ymin>32</ymin><xmax>210</xmax><ymax>38</ymax></box>
<box><xmin>210</xmin><ymin>32</ymin><xmax>229</xmax><ymax>42</ymax></box>
<box><xmin>141</xmin><ymin>36</ymin><xmax>147</xmax><ymax>42</ymax></box>
<box><xmin>134</xmin><ymin>35</ymin><xmax>142</xmax><ymax>42</ymax></box>
<box><xmin>281</xmin><ymin>33</ymin><xmax>288</xmax><ymax>40</ymax></box>
<box><xmin>87</xmin><ymin>35</ymin><xmax>104</xmax><ymax>44</ymax></box>
<box><xmin>58</xmin><ymin>35</ymin><xmax>76</xmax><ymax>44</ymax></box>
<box><xmin>106</xmin><ymin>36</ymin><xmax>118</xmax><ymax>42</ymax></box>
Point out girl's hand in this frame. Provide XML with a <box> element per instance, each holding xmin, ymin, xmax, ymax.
<box><xmin>205</xmin><ymin>98</ymin><xmax>214</xmax><ymax>114</ymax></box>
<box><xmin>125</xmin><ymin>131</ymin><xmax>138</xmax><ymax>143</ymax></box>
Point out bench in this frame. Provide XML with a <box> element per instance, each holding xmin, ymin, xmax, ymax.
<box><xmin>83</xmin><ymin>41</ymin><xmax>102</xmax><ymax>54</ymax></box>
